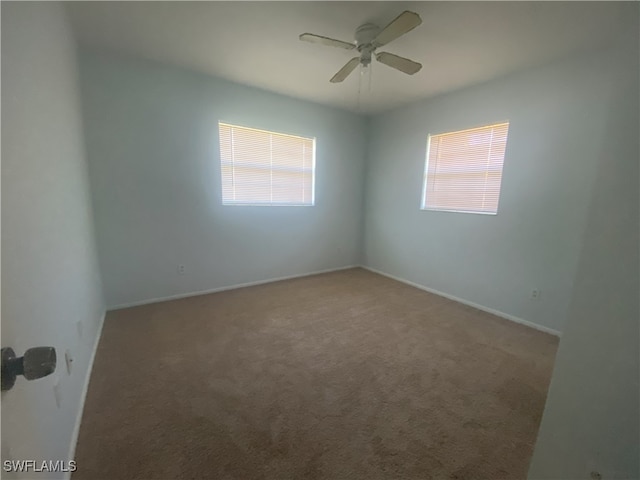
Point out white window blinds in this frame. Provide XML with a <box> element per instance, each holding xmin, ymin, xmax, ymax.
<box><xmin>219</xmin><ymin>122</ymin><xmax>315</xmax><ymax>206</ymax></box>
<box><xmin>422</xmin><ymin>122</ymin><xmax>509</xmax><ymax>215</ymax></box>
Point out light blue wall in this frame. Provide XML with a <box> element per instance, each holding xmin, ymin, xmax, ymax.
<box><xmin>79</xmin><ymin>51</ymin><xmax>367</xmax><ymax>308</ymax></box>
<box><xmin>1</xmin><ymin>2</ymin><xmax>105</xmax><ymax>474</ymax></box>
<box><xmin>363</xmin><ymin>48</ymin><xmax>620</xmax><ymax>333</ymax></box>
<box><xmin>529</xmin><ymin>23</ymin><xmax>639</xmax><ymax>478</ymax></box>
<box><xmin>79</xmin><ymin>31</ymin><xmax>629</xmax><ymax>335</ymax></box>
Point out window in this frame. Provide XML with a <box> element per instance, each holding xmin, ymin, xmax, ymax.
<box><xmin>218</xmin><ymin>122</ymin><xmax>315</xmax><ymax>206</ymax></box>
<box><xmin>421</xmin><ymin>122</ymin><xmax>509</xmax><ymax>215</ymax></box>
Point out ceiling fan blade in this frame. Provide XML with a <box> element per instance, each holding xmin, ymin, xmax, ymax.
<box><xmin>373</xmin><ymin>11</ymin><xmax>422</xmax><ymax>47</ymax></box>
<box><xmin>376</xmin><ymin>52</ymin><xmax>422</xmax><ymax>75</ymax></box>
<box><xmin>330</xmin><ymin>57</ymin><xmax>361</xmax><ymax>83</ymax></box>
<box><xmin>299</xmin><ymin>33</ymin><xmax>356</xmax><ymax>50</ymax></box>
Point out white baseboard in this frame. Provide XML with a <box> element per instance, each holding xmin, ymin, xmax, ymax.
<box><xmin>109</xmin><ymin>265</ymin><xmax>359</xmax><ymax>311</ymax></box>
<box><xmin>361</xmin><ymin>266</ymin><xmax>561</xmax><ymax>337</ymax></box>
<box><xmin>109</xmin><ymin>264</ymin><xmax>561</xmax><ymax>337</ymax></box>
<box><xmin>66</xmin><ymin>309</ymin><xmax>106</xmax><ymax>478</ymax></box>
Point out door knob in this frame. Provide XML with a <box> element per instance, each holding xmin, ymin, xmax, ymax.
<box><xmin>1</xmin><ymin>347</ymin><xmax>57</xmax><ymax>391</ymax></box>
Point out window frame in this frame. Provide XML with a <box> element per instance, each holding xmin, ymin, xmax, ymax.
<box><xmin>420</xmin><ymin>121</ymin><xmax>510</xmax><ymax>216</ymax></box>
<box><xmin>218</xmin><ymin>121</ymin><xmax>316</xmax><ymax>207</ymax></box>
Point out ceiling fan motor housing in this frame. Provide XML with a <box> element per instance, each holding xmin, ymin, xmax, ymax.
<box><xmin>355</xmin><ymin>23</ymin><xmax>380</xmax><ymax>66</ymax></box>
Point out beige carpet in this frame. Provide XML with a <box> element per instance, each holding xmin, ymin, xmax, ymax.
<box><xmin>73</xmin><ymin>268</ymin><xmax>558</xmax><ymax>480</ymax></box>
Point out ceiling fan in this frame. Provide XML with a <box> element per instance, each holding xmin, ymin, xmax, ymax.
<box><xmin>299</xmin><ymin>11</ymin><xmax>423</xmax><ymax>83</ymax></box>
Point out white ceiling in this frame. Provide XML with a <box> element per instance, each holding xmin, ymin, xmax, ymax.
<box><xmin>66</xmin><ymin>1</ymin><xmax>633</xmax><ymax>114</ymax></box>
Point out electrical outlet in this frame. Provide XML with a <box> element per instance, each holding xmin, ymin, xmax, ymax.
<box><xmin>178</xmin><ymin>264</ymin><xmax>186</xmax><ymax>275</ymax></box>
<box><xmin>64</xmin><ymin>350</ymin><xmax>73</xmax><ymax>375</ymax></box>
<box><xmin>53</xmin><ymin>380</ymin><xmax>61</xmax><ymax>409</ymax></box>
<box><xmin>530</xmin><ymin>289</ymin><xmax>541</xmax><ymax>301</ymax></box>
